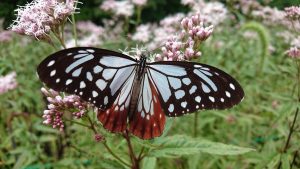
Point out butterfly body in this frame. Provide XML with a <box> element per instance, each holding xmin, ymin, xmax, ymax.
<box><xmin>37</xmin><ymin>47</ymin><xmax>244</xmax><ymax>139</ymax></box>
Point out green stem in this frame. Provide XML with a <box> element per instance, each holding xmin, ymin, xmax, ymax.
<box><xmin>71</xmin><ymin>1</ymin><xmax>78</xmax><ymax>47</ymax></box>
<box><xmin>297</xmin><ymin>61</ymin><xmax>300</xmax><ymax>102</ymax></box>
<box><xmin>136</xmin><ymin>6</ymin><xmax>142</xmax><ymax>25</ymax></box>
<box><xmin>124</xmin><ymin>130</ymin><xmax>140</xmax><ymax>169</ymax></box>
<box><xmin>103</xmin><ymin>142</ymin><xmax>131</xmax><ymax>167</ymax></box>
<box><xmin>64</xmin><ymin>118</ymin><xmax>91</xmax><ymax>128</ymax></box>
<box><xmin>52</xmin><ymin>30</ymin><xmax>66</xmax><ymax>49</ymax></box>
<box><xmin>71</xmin><ymin>14</ymin><xmax>78</xmax><ymax>47</ymax></box>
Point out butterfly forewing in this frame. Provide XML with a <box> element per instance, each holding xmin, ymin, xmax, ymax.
<box><xmin>37</xmin><ymin>47</ymin><xmax>137</xmax><ymax>109</ymax></box>
<box><xmin>147</xmin><ymin>61</ymin><xmax>244</xmax><ymax>117</ymax></box>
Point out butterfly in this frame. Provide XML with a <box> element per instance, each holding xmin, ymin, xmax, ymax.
<box><xmin>37</xmin><ymin>47</ymin><xmax>244</xmax><ymax>139</ymax></box>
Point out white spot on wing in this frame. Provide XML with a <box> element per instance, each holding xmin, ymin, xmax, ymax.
<box><xmin>66</xmin><ymin>79</ymin><xmax>72</xmax><ymax>85</ymax></box>
<box><xmin>230</xmin><ymin>83</ymin><xmax>235</xmax><ymax>90</ymax></box>
<box><xmin>195</xmin><ymin>96</ymin><xmax>201</xmax><ymax>103</ymax></box>
<box><xmin>87</xmin><ymin>49</ymin><xmax>95</xmax><ymax>53</ymax></box>
<box><xmin>189</xmin><ymin>85</ymin><xmax>197</xmax><ymax>94</ymax></box>
<box><xmin>168</xmin><ymin>104</ymin><xmax>174</xmax><ymax>112</ymax></box>
<box><xmin>92</xmin><ymin>91</ymin><xmax>98</xmax><ymax>97</ymax></box>
<box><xmin>182</xmin><ymin>78</ymin><xmax>191</xmax><ymax>85</ymax></box>
<box><xmin>96</xmin><ymin>79</ymin><xmax>107</xmax><ymax>91</ymax></box>
<box><xmin>168</xmin><ymin>77</ymin><xmax>182</xmax><ymax>89</ymax></box>
<box><xmin>175</xmin><ymin>90</ymin><xmax>185</xmax><ymax>99</ymax></box>
<box><xmin>86</xmin><ymin>72</ymin><xmax>93</xmax><ymax>81</ymax></box>
<box><xmin>201</xmin><ymin>83</ymin><xmax>211</xmax><ymax>93</ymax></box>
<box><xmin>103</xmin><ymin>69</ymin><xmax>117</xmax><ymax>80</ymax></box>
<box><xmin>93</xmin><ymin>65</ymin><xmax>103</xmax><ymax>73</ymax></box>
<box><xmin>72</xmin><ymin>67</ymin><xmax>82</xmax><ymax>77</ymax></box>
<box><xmin>47</xmin><ymin>60</ymin><xmax>55</xmax><ymax>67</ymax></box>
<box><xmin>181</xmin><ymin>101</ymin><xmax>187</xmax><ymax>108</ymax></box>
<box><xmin>226</xmin><ymin>91</ymin><xmax>231</xmax><ymax>97</ymax></box>
<box><xmin>80</xmin><ymin>81</ymin><xmax>86</xmax><ymax>88</ymax></box>
<box><xmin>104</xmin><ymin>96</ymin><xmax>108</xmax><ymax>105</ymax></box>
<box><xmin>50</xmin><ymin>70</ymin><xmax>56</xmax><ymax>77</ymax></box>
<box><xmin>209</xmin><ymin>96</ymin><xmax>215</xmax><ymax>102</ymax></box>
<box><xmin>56</xmin><ymin>78</ymin><xmax>60</xmax><ymax>83</ymax></box>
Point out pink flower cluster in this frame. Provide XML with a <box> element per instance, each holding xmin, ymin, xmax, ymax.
<box><xmin>285</xmin><ymin>6</ymin><xmax>300</xmax><ymax>20</ymax></box>
<box><xmin>287</xmin><ymin>47</ymin><xmax>300</xmax><ymax>59</ymax></box>
<box><xmin>156</xmin><ymin>13</ymin><xmax>213</xmax><ymax>61</ymax></box>
<box><xmin>41</xmin><ymin>87</ymin><xmax>88</xmax><ymax>131</ymax></box>
<box><xmin>0</xmin><ymin>72</ymin><xmax>18</xmax><ymax>95</ymax></box>
<box><xmin>10</xmin><ymin>0</ymin><xmax>78</xmax><ymax>40</ymax></box>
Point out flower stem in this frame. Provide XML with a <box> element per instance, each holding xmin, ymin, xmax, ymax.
<box><xmin>277</xmin><ymin>107</ymin><xmax>299</xmax><ymax>169</ymax></box>
<box><xmin>103</xmin><ymin>141</ymin><xmax>131</xmax><ymax>167</ymax></box>
<box><xmin>71</xmin><ymin>13</ymin><xmax>78</xmax><ymax>47</ymax></box>
<box><xmin>136</xmin><ymin>6</ymin><xmax>142</xmax><ymax>25</ymax></box>
<box><xmin>124</xmin><ymin>130</ymin><xmax>140</xmax><ymax>169</ymax></box>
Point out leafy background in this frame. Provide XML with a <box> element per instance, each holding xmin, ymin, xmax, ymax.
<box><xmin>0</xmin><ymin>0</ymin><xmax>300</xmax><ymax>169</ymax></box>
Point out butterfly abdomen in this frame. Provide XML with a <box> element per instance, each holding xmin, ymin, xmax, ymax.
<box><xmin>128</xmin><ymin>69</ymin><xmax>144</xmax><ymax>120</ymax></box>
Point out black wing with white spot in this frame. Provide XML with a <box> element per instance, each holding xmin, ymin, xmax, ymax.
<box><xmin>37</xmin><ymin>47</ymin><xmax>137</xmax><ymax>109</ymax></box>
<box><xmin>147</xmin><ymin>61</ymin><xmax>244</xmax><ymax>117</ymax></box>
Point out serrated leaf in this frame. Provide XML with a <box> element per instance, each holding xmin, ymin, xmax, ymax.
<box><xmin>141</xmin><ymin>157</ymin><xmax>156</xmax><ymax>169</ymax></box>
<box><xmin>148</xmin><ymin>135</ymin><xmax>254</xmax><ymax>158</ymax></box>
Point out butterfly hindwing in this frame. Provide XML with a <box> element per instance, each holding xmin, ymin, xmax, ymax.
<box><xmin>129</xmin><ymin>72</ymin><xmax>165</xmax><ymax>139</ymax></box>
<box><xmin>37</xmin><ymin>47</ymin><xmax>137</xmax><ymax>110</ymax></box>
<box><xmin>148</xmin><ymin>61</ymin><xmax>244</xmax><ymax>117</ymax></box>
<box><xmin>97</xmin><ymin>69</ymin><xmax>136</xmax><ymax>133</ymax></box>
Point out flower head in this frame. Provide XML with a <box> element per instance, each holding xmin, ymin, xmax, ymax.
<box><xmin>41</xmin><ymin>87</ymin><xmax>88</xmax><ymax>131</ymax></box>
<box><xmin>156</xmin><ymin>13</ymin><xmax>212</xmax><ymax>61</ymax></box>
<box><xmin>132</xmin><ymin>0</ymin><xmax>147</xmax><ymax>6</ymax></box>
<box><xmin>94</xmin><ymin>133</ymin><xmax>105</xmax><ymax>142</ymax></box>
<box><xmin>0</xmin><ymin>72</ymin><xmax>18</xmax><ymax>95</ymax></box>
<box><xmin>287</xmin><ymin>47</ymin><xmax>300</xmax><ymax>59</ymax></box>
<box><xmin>132</xmin><ymin>24</ymin><xmax>151</xmax><ymax>42</ymax></box>
<box><xmin>10</xmin><ymin>0</ymin><xmax>78</xmax><ymax>40</ymax></box>
<box><xmin>285</xmin><ymin>6</ymin><xmax>300</xmax><ymax>20</ymax></box>
<box><xmin>100</xmin><ymin>0</ymin><xmax>134</xmax><ymax>17</ymax></box>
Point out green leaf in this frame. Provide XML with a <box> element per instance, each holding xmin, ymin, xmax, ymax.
<box><xmin>141</xmin><ymin>157</ymin><xmax>156</xmax><ymax>169</ymax></box>
<box><xmin>148</xmin><ymin>135</ymin><xmax>255</xmax><ymax>158</ymax></box>
<box><xmin>267</xmin><ymin>154</ymin><xmax>281</xmax><ymax>169</ymax></box>
<box><xmin>282</xmin><ymin>153</ymin><xmax>290</xmax><ymax>169</ymax></box>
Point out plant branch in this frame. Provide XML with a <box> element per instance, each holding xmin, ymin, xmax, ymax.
<box><xmin>124</xmin><ymin>130</ymin><xmax>140</xmax><ymax>169</ymax></box>
<box><xmin>277</xmin><ymin>107</ymin><xmax>299</xmax><ymax>169</ymax></box>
